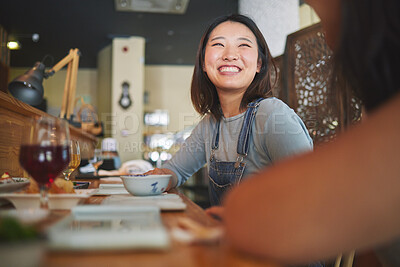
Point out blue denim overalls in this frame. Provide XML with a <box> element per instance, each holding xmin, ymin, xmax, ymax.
<box><xmin>208</xmin><ymin>98</ymin><xmax>264</xmax><ymax>206</ymax></box>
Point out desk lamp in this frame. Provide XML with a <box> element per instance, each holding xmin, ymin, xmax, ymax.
<box><xmin>8</xmin><ymin>48</ymin><xmax>81</xmax><ymax>119</ymax></box>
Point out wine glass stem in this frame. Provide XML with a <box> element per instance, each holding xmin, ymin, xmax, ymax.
<box><xmin>64</xmin><ymin>172</ymin><xmax>71</xmax><ymax>181</ymax></box>
<box><xmin>39</xmin><ymin>185</ymin><xmax>49</xmax><ymax>209</ymax></box>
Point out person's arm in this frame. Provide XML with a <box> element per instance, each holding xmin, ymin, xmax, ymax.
<box><xmin>152</xmin><ymin>119</ymin><xmax>208</xmax><ymax>189</ymax></box>
<box><xmin>143</xmin><ymin>168</ymin><xmax>178</xmax><ymax>190</ymax></box>
<box><xmin>224</xmin><ymin>93</ymin><xmax>400</xmax><ymax>265</ymax></box>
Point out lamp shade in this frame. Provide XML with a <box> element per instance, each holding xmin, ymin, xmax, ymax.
<box><xmin>8</xmin><ymin>61</ymin><xmax>45</xmax><ymax>105</ymax></box>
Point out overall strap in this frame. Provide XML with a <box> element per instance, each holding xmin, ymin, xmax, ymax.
<box><xmin>210</xmin><ymin>119</ymin><xmax>221</xmax><ymax>161</ymax></box>
<box><xmin>210</xmin><ymin>98</ymin><xmax>264</xmax><ymax>163</ymax></box>
<box><xmin>236</xmin><ymin>98</ymin><xmax>264</xmax><ymax>158</ymax></box>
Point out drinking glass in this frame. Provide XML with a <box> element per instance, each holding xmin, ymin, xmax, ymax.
<box><xmin>19</xmin><ymin>117</ymin><xmax>70</xmax><ymax>209</ymax></box>
<box><xmin>62</xmin><ymin>140</ymin><xmax>81</xmax><ymax>181</ymax></box>
<box><xmin>89</xmin><ymin>149</ymin><xmax>103</xmax><ymax>176</ymax></box>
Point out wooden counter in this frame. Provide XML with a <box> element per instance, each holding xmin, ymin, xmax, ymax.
<box><xmin>0</xmin><ymin>91</ymin><xmax>97</xmax><ymax>177</ymax></box>
<box><xmin>41</xmin><ymin>187</ymin><xmax>280</xmax><ymax>267</ymax></box>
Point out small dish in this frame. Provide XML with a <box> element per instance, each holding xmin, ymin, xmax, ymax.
<box><xmin>94</xmin><ymin>184</ymin><xmax>129</xmax><ymax>195</ymax></box>
<box><xmin>0</xmin><ymin>241</ymin><xmax>45</xmax><ymax>267</ymax></box>
<box><xmin>0</xmin><ymin>217</ymin><xmax>45</xmax><ymax>266</ymax></box>
<box><xmin>0</xmin><ymin>178</ymin><xmax>30</xmax><ymax>193</ymax></box>
<box><xmin>0</xmin><ymin>189</ymin><xmax>96</xmax><ymax>210</ymax></box>
<box><xmin>120</xmin><ymin>175</ymin><xmax>171</xmax><ymax>196</ymax></box>
<box><xmin>102</xmin><ymin>193</ymin><xmax>187</xmax><ymax>211</ymax></box>
<box><xmin>0</xmin><ymin>209</ymin><xmax>49</xmax><ymax>224</ymax></box>
<box><xmin>73</xmin><ymin>182</ymin><xmax>90</xmax><ymax>189</ymax></box>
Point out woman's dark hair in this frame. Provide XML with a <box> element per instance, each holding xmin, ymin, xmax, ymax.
<box><xmin>334</xmin><ymin>0</ymin><xmax>400</xmax><ymax>111</ymax></box>
<box><xmin>191</xmin><ymin>14</ymin><xmax>276</xmax><ymax>120</ymax></box>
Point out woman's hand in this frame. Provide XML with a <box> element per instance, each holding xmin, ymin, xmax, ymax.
<box><xmin>143</xmin><ymin>168</ymin><xmax>178</xmax><ymax>191</ymax></box>
<box><xmin>205</xmin><ymin>206</ymin><xmax>225</xmax><ymax>221</ymax></box>
<box><xmin>143</xmin><ymin>167</ymin><xmax>172</xmax><ymax>175</ymax></box>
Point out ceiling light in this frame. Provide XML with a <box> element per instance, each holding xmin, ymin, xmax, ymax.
<box><xmin>7</xmin><ymin>41</ymin><xmax>21</xmax><ymax>50</ymax></box>
<box><xmin>6</xmin><ymin>33</ymin><xmax>39</xmax><ymax>50</ymax></box>
<box><xmin>32</xmin><ymin>33</ymin><xmax>40</xmax><ymax>42</ymax></box>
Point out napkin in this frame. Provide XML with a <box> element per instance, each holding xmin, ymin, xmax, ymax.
<box><xmin>170</xmin><ymin>217</ymin><xmax>223</xmax><ymax>244</ymax></box>
<box><xmin>102</xmin><ymin>193</ymin><xmax>186</xmax><ymax>211</ymax></box>
<box><xmin>99</xmin><ymin>177</ymin><xmax>122</xmax><ymax>182</ymax></box>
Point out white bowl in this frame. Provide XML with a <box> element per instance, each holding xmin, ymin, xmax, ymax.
<box><xmin>0</xmin><ymin>189</ymin><xmax>96</xmax><ymax>210</ymax></box>
<box><xmin>120</xmin><ymin>175</ymin><xmax>171</xmax><ymax>196</ymax></box>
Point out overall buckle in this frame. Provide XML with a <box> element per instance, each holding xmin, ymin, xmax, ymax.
<box><xmin>234</xmin><ymin>154</ymin><xmax>246</xmax><ymax>169</ymax></box>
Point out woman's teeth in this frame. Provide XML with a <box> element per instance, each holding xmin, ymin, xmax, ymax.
<box><xmin>219</xmin><ymin>66</ymin><xmax>240</xmax><ymax>73</ymax></box>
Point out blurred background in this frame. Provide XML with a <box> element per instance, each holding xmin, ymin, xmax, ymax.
<box><xmin>0</xmin><ymin>0</ymin><xmax>320</xmax><ymax>207</ymax></box>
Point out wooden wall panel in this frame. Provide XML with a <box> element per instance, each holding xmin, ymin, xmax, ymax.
<box><xmin>0</xmin><ymin>109</ymin><xmax>27</xmax><ymax>176</ymax></box>
<box><xmin>0</xmin><ymin>91</ymin><xmax>97</xmax><ymax>177</ymax></box>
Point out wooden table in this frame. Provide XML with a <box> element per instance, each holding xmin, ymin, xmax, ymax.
<box><xmin>17</xmin><ymin>180</ymin><xmax>281</xmax><ymax>267</ymax></box>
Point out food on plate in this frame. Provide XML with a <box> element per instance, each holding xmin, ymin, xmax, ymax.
<box><xmin>49</xmin><ymin>178</ymin><xmax>75</xmax><ymax>194</ymax></box>
<box><xmin>0</xmin><ymin>172</ymin><xmax>12</xmax><ymax>184</ymax></box>
<box><xmin>22</xmin><ymin>178</ymin><xmax>39</xmax><ymax>193</ymax></box>
<box><xmin>1</xmin><ymin>172</ymin><xmax>11</xmax><ymax>179</ymax></box>
<box><xmin>21</xmin><ymin>178</ymin><xmax>75</xmax><ymax>194</ymax></box>
<box><xmin>1</xmin><ymin>173</ymin><xmax>31</xmax><ymax>185</ymax></box>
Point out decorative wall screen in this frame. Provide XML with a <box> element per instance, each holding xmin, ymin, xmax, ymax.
<box><xmin>282</xmin><ymin>23</ymin><xmax>362</xmax><ymax>146</ymax></box>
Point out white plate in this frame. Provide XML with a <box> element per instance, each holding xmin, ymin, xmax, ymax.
<box><xmin>0</xmin><ymin>178</ymin><xmax>30</xmax><ymax>193</ymax></box>
<box><xmin>0</xmin><ymin>189</ymin><xmax>96</xmax><ymax>210</ymax></box>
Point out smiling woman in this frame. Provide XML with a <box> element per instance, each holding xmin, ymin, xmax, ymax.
<box><xmin>145</xmin><ymin>14</ymin><xmax>313</xmax><ymax>209</ymax></box>
<box><xmin>223</xmin><ymin>0</ymin><xmax>400</xmax><ymax>265</ymax></box>
<box><xmin>203</xmin><ymin>21</ymin><xmax>261</xmax><ymax>104</ymax></box>
<box><xmin>191</xmin><ymin>14</ymin><xmax>274</xmax><ymax>120</ymax></box>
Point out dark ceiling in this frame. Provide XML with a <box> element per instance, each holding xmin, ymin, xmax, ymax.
<box><xmin>0</xmin><ymin>0</ymin><xmax>238</xmax><ymax>68</ymax></box>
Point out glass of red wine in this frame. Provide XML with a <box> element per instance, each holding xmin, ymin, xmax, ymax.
<box><xmin>19</xmin><ymin>117</ymin><xmax>70</xmax><ymax>209</ymax></box>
